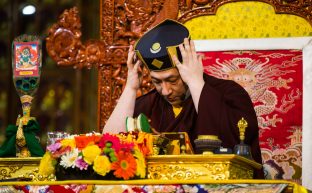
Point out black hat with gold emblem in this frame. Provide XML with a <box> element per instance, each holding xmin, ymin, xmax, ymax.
<box><xmin>134</xmin><ymin>19</ymin><xmax>190</xmax><ymax>71</ymax></box>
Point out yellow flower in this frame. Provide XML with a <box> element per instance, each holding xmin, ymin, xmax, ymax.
<box><xmin>38</xmin><ymin>152</ymin><xmax>56</xmax><ymax>176</ymax></box>
<box><xmin>61</xmin><ymin>138</ymin><xmax>76</xmax><ymax>149</ymax></box>
<box><xmin>93</xmin><ymin>155</ymin><xmax>111</xmax><ymax>176</ymax></box>
<box><xmin>134</xmin><ymin>149</ymin><xmax>146</xmax><ymax>178</ymax></box>
<box><xmin>82</xmin><ymin>145</ymin><xmax>102</xmax><ymax>164</ymax></box>
<box><xmin>121</xmin><ymin>133</ymin><xmax>134</xmax><ymax>143</ymax></box>
<box><xmin>136</xmin><ymin>132</ymin><xmax>146</xmax><ymax>143</ymax></box>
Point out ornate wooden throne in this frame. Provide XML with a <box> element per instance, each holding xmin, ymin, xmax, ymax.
<box><xmin>45</xmin><ymin>0</ymin><xmax>312</xmax><ymax>186</ymax></box>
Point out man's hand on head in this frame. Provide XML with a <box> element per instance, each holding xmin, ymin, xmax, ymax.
<box><xmin>173</xmin><ymin>38</ymin><xmax>204</xmax><ymax>88</ymax></box>
<box><xmin>173</xmin><ymin>38</ymin><xmax>205</xmax><ymax>113</ymax></box>
<box><xmin>126</xmin><ymin>45</ymin><xmax>143</xmax><ymax>91</ymax></box>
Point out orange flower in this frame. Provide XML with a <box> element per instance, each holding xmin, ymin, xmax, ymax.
<box><xmin>93</xmin><ymin>135</ymin><xmax>102</xmax><ymax>144</ymax></box>
<box><xmin>111</xmin><ymin>150</ymin><xmax>137</xmax><ymax>180</ymax></box>
<box><xmin>75</xmin><ymin>135</ymin><xmax>95</xmax><ymax>149</ymax></box>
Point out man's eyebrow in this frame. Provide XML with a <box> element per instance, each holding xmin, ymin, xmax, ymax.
<box><xmin>151</xmin><ymin>77</ymin><xmax>161</xmax><ymax>81</ymax></box>
<box><xmin>151</xmin><ymin>75</ymin><xmax>179</xmax><ymax>82</ymax></box>
<box><xmin>164</xmin><ymin>75</ymin><xmax>179</xmax><ymax>81</ymax></box>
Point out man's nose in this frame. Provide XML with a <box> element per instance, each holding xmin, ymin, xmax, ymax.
<box><xmin>161</xmin><ymin>82</ymin><xmax>172</xmax><ymax>96</ymax></box>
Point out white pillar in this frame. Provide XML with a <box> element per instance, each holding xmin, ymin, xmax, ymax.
<box><xmin>302</xmin><ymin>40</ymin><xmax>312</xmax><ymax>190</ymax></box>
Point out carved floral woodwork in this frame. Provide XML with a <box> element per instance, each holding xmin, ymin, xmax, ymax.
<box><xmin>45</xmin><ymin>0</ymin><xmax>312</xmax><ymax>131</ymax></box>
<box><xmin>46</xmin><ymin>7</ymin><xmax>108</xmax><ymax>69</ymax></box>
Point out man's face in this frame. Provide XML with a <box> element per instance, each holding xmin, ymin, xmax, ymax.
<box><xmin>150</xmin><ymin>68</ymin><xmax>187</xmax><ymax>107</ymax></box>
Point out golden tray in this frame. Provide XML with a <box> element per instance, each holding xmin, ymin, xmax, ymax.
<box><xmin>147</xmin><ymin>154</ymin><xmax>262</xmax><ymax>180</ymax></box>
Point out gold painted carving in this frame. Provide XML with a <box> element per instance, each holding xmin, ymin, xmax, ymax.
<box><xmin>0</xmin><ymin>158</ymin><xmax>48</xmax><ymax>181</ymax></box>
<box><xmin>0</xmin><ymin>165</ymin><xmax>22</xmax><ymax>179</ymax></box>
<box><xmin>148</xmin><ymin>164</ymin><xmax>205</xmax><ymax>180</ymax></box>
<box><xmin>178</xmin><ymin>0</ymin><xmax>312</xmax><ymax>25</ymax></box>
<box><xmin>148</xmin><ymin>162</ymin><xmax>254</xmax><ymax>180</ymax></box>
<box><xmin>147</xmin><ymin>154</ymin><xmax>260</xmax><ymax>180</ymax></box>
<box><xmin>228</xmin><ymin>163</ymin><xmax>254</xmax><ymax>179</ymax></box>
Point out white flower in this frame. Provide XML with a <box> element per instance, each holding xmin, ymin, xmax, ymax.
<box><xmin>60</xmin><ymin>148</ymin><xmax>79</xmax><ymax>168</ymax></box>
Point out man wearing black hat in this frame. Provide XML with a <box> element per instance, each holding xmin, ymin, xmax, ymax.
<box><xmin>104</xmin><ymin>19</ymin><xmax>264</xmax><ymax>178</ymax></box>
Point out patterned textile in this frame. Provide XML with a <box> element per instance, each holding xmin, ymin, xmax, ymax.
<box><xmin>185</xmin><ymin>1</ymin><xmax>312</xmax><ymax>39</ymax></box>
<box><xmin>2</xmin><ymin>183</ymin><xmax>289</xmax><ymax>193</ymax></box>
<box><xmin>200</xmin><ymin>50</ymin><xmax>302</xmax><ymax>182</ymax></box>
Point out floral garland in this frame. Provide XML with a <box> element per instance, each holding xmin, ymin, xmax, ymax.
<box><xmin>39</xmin><ymin>132</ymin><xmax>153</xmax><ymax>180</ymax></box>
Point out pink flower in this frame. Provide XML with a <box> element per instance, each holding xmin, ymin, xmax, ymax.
<box><xmin>99</xmin><ymin>133</ymin><xmax>122</xmax><ymax>151</ymax></box>
<box><xmin>51</xmin><ymin>146</ymin><xmax>71</xmax><ymax>158</ymax></box>
<box><xmin>75</xmin><ymin>157</ymin><xmax>89</xmax><ymax>170</ymax></box>
<box><xmin>47</xmin><ymin>142</ymin><xmax>61</xmax><ymax>153</ymax></box>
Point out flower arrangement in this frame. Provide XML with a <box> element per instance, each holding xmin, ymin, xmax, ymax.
<box><xmin>39</xmin><ymin>132</ymin><xmax>153</xmax><ymax>180</ymax></box>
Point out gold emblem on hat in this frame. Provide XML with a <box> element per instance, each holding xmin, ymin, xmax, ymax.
<box><xmin>151</xmin><ymin>59</ymin><xmax>163</xmax><ymax>69</ymax></box>
<box><xmin>150</xmin><ymin>42</ymin><xmax>161</xmax><ymax>54</ymax></box>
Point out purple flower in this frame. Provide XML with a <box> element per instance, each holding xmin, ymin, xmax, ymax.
<box><xmin>75</xmin><ymin>157</ymin><xmax>89</xmax><ymax>170</ymax></box>
<box><xmin>47</xmin><ymin>142</ymin><xmax>61</xmax><ymax>153</ymax></box>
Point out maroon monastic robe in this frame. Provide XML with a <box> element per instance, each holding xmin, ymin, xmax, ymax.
<box><xmin>134</xmin><ymin>74</ymin><xmax>264</xmax><ymax>178</ymax></box>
